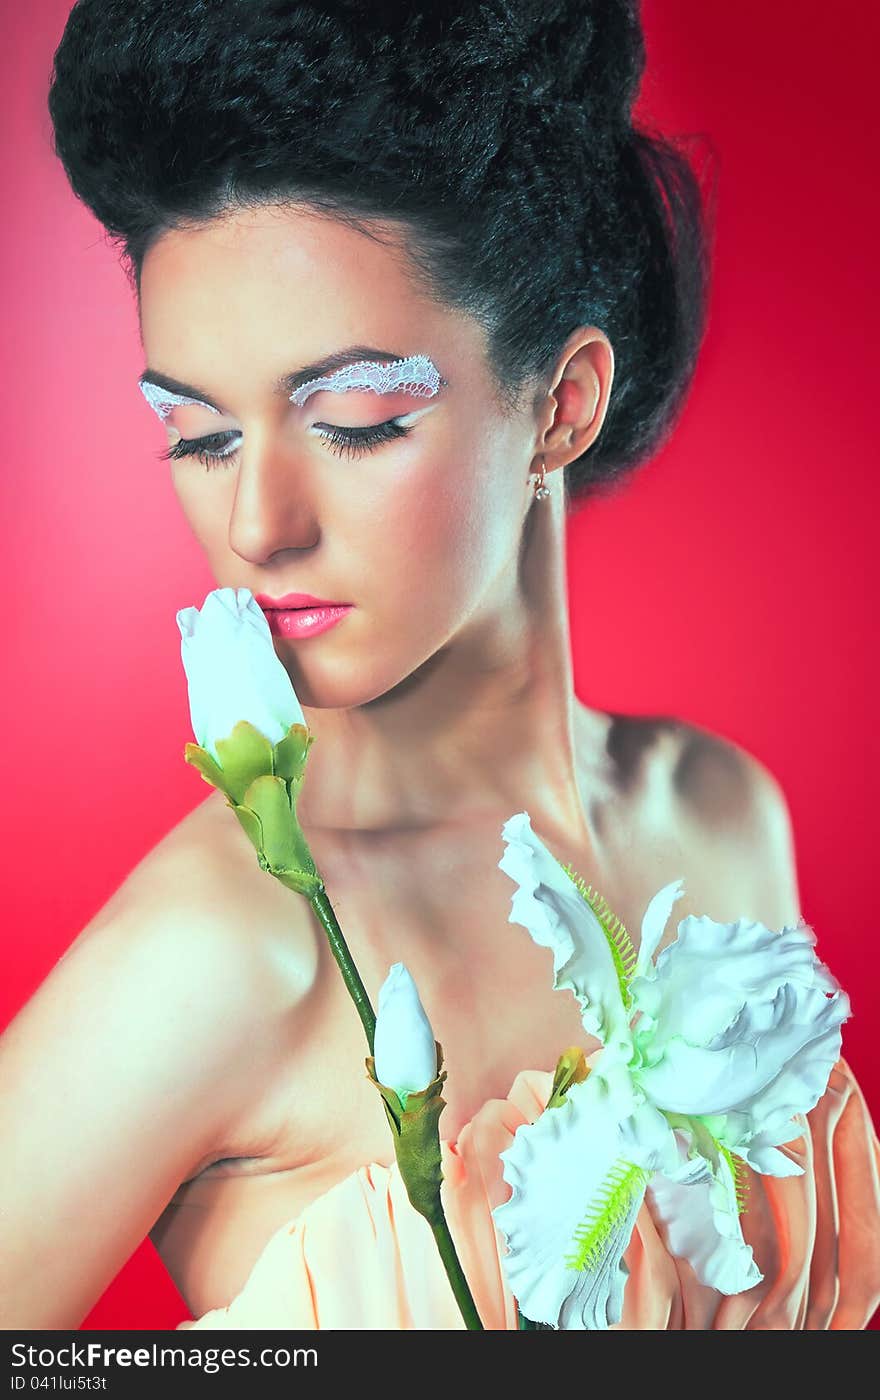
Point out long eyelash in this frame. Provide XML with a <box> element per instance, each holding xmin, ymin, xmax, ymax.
<box><xmin>157</xmin><ymin>420</ymin><xmax>413</xmax><ymax>471</ymax></box>
<box><xmin>157</xmin><ymin>432</ymin><xmax>240</xmax><ymax>470</ymax></box>
<box><xmin>320</xmin><ymin>420</ymin><xmax>412</xmax><ymax>459</ymax></box>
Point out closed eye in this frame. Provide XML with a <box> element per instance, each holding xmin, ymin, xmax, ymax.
<box><xmin>157</xmin><ymin>418</ymin><xmax>414</xmax><ymax>471</ymax></box>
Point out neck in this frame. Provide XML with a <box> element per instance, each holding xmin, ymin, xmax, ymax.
<box><xmin>294</xmin><ymin>482</ymin><xmax>598</xmax><ymax>849</ymax></box>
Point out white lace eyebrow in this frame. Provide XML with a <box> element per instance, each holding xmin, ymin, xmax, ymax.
<box><xmin>138</xmin><ymin>352</ymin><xmax>445</xmax><ymax>422</ymax></box>
<box><xmin>138</xmin><ymin>381</ymin><xmax>222</xmax><ymax>420</ymax></box>
<box><xmin>288</xmin><ymin>353</ymin><xmax>444</xmax><ymax>407</ymax></box>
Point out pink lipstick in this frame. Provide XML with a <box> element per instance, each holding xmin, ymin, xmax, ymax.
<box><xmin>254</xmin><ymin>591</ymin><xmax>353</xmax><ymax>641</ymax></box>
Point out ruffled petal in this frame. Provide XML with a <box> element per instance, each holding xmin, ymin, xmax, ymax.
<box><xmin>493</xmin><ymin>1065</ymin><xmax>667</xmax><ymax>1328</ymax></box>
<box><xmin>636</xmin><ymin>980</ymin><xmax>850</xmax><ymax>1121</ymax></box>
<box><xmin>632</xmin><ymin>878</ymin><xmax>686</xmax><ymax>980</ymax></box>
<box><xmin>630</xmin><ymin>913</ymin><xmax>838</xmax><ymax>1054</ymax></box>
<box><xmin>647</xmin><ymin>1143</ymin><xmax>763</xmax><ymax>1295</ymax></box>
<box><xmin>498</xmin><ymin>812</ymin><xmax>630</xmax><ymax>1049</ymax></box>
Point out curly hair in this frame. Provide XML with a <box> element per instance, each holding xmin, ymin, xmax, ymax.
<box><xmin>47</xmin><ymin>0</ymin><xmax>714</xmax><ymax>510</ymax></box>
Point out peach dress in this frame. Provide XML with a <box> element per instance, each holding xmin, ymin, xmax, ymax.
<box><xmin>176</xmin><ymin>1056</ymin><xmax>880</xmax><ymax>1330</ymax></box>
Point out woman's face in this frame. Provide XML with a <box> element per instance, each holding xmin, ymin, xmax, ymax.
<box><xmin>138</xmin><ymin>205</ymin><xmax>540</xmax><ymax>709</ymax></box>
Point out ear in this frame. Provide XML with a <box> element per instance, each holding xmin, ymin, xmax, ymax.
<box><xmin>535</xmin><ymin>327</ymin><xmax>615</xmax><ymax>477</ymax></box>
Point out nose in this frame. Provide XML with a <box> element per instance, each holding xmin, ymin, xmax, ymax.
<box><xmin>227</xmin><ymin>431</ymin><xmax>320</xmax><ymax>562</ymax></box>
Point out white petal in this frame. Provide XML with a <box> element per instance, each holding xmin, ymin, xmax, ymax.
<box><xmin>557</xmin><ymin>1185</ymin><xmax>644</xmax><ymax>1329</ymax></box>
<box><xmin>717</xmin><ymin>1104</ymin><xmax>806</xmax><ymax>1166</ymax></box>
<box><xmin>176</xmin><ymin>588</ymin><xmax>304</xmax><ymax>760</ymax></box>
<box><xmin>636</xmin><ymin>980</ymin><xmax>848</xmax><ymax>1120</ymax></box>
<box><xmin>633</xmin><ymin>878</ymin><xmax>686</xmax><ymax>980</ymax></box>
<box><xmin>493</xmin><ymin>1067</ymin><xmax>663</xmax><ymax>1329</ymax></box>
<box><xmin>630</xmin><ymin>912</ymin><xmax>837</xmax><ymax>1055</ymax></box>
<box><xmin>735</xmin><ymin>1140</ymin><xmax>805</xmax><ymax>1177</ymax></box>
<box><xmin>647</xmin><ymin>1145</ymin><xmax>763</xmax><ymax>1294</ymax></box>
<box><xmin>373</xmin><ymin>963</ymin><xmax>438</xmax><ymax>1100</ymax></box>
<box><xmin>498</xmin><ymin>812</ymin><xmax>630</xmax><ymax>1048</ymax></box>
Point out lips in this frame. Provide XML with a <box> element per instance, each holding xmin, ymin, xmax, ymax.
<box><xmin>254</xmin><ymin>592</ymin><xmax>349</xmax><ymax>610</ymax></box>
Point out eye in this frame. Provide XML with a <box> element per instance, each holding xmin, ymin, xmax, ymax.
<box><xmin>158</xmin><ymin>431</ymin><xmax>241</xmax><ymax>470</ymax></box>
<box><xmin>314</xmin><ymin>419</ymin><xmax>413</xmax><ymax>460</ymax></box>
<box><xmin>157</xmin><ymin>419</ymin><xmax>414</xmax><ymax>471</ymax></box>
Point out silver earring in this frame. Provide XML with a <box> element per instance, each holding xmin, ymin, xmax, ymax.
<box><xmin>532</xmin><ymin>456</ymin><xmax>551</xmax><ymax>500</ymax></box>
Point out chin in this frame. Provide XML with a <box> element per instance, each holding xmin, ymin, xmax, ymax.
<box><xmin>272</xmin><ymin>650</ymin><xmax>412</xmax><ymax>712</ymax></box>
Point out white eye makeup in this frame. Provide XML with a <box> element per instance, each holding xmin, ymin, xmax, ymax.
<box><xmin>138</xmin><ymin>381</ymin><xmax>222</xmax><ymax>420</ymax></box>
<box><xmin>287</xmin><ymin>353</ymin><xmax>445</xmax><ymax>406</ymax></box>
<box><xmin>137</xmin><ymin>352</ymin><xmax>447</xmax><ymax>470</ymax></box>
<box><xmin>138</xmin><ymin>353</ymin><xmax>445</xmax><ymax>422</ymax></box>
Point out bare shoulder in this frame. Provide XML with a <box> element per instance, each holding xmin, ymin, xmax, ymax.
<box><xmin>670</xmin><ymin>717</ymin><xmax>787</xmax><ymax>830</ymax></box>
<box><xmin>582</xmin><ymin>704</ymin><xmax>803</xmax><ymax>931</ymax></box>
<box><xmin>58</xmin><ymin>789</ymin><xmax>320</xmax><ymax>1081</ymax></box>
<box><xmin>667</xmin><ymin>714</ymin><xmax>802</xmax><ymax>929</ymax></box>
<box><xmin>0</xmin><ymin>800</ymin><xmax>318</xmax><ymax>1325</ymax></box>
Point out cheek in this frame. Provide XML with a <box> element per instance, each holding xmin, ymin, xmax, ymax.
<box><xmin>170</xmin><ymin>465</ymin><xmax>232</xmax><ymax>560</ymax></box>
<box><xmin>372</xmin><ymin>440</ymin><xmax>517</xmax><ymax>610</ymax></box>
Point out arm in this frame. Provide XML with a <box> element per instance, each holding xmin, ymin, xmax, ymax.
<box><xmin>0</xmin><ymin>872</ymin><xmax>293</xmax><ymax>1329</ymax></box>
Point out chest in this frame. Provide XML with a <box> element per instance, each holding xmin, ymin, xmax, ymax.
<box><xmin>175</xmin><ymin>798</ymin><xmax>703</xmax><ymax>1188</ymax></box>
<box><xmin>151</xmin><ymin>791</ymin><xmax>717</xmax><ymax>1315</ymax></box>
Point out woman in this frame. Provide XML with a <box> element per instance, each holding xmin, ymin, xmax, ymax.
<box><xmin>2</xmin><ymin>0</ymin><xmax>876</xmax><ymax>1330</ymax></box>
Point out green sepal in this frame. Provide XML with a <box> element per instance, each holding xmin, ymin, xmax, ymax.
<box><xmin>184</xmin><ymin>719</ymin><xmax>314</xmax><ymax>803</ymax></box>
<box><xmin>213</xmin><ymin>720</ymin><xmax>275</xmax><ymax>805</ymax></box>
<box><xmin>273</xmin><ymin>723</ymin><xmax>315</xmax><ymax>784</ymax></box>
<box><xmin>271</xmin><ymin>866</ymin><xmax>325</xmax><ymax>899</ymax></box>
<box><xmin>238</xmin><ymin>772</ymin><xmax>317</xmax><ymax>874</ymax></box>
<box><xmin>183</xmin><ymin>741</ymin><xmax>231</xmax><ymax>796</ymax></box>
<box><xmin>366</xmin><ymin>1042</ymin><xmax>448</xmax><ymax>1225</ymax></box>
<box><xmin>224</xmin><ymin>774</ymin><xmax>323</xmax><ymax>898</ymax></box>
<box><xmin>231</xmin><ymin>802</ymin><xmax>264</xmax><ymax>857</ymax></box>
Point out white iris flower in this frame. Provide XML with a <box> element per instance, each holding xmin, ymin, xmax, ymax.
<box><xmin>492</xmin><ymin>811</ymin><xmax>851</xmax><ymax>1329</ymax></box>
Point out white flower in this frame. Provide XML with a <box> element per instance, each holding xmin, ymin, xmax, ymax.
<box><xmin>176</xmin><ymin>587</ymin><xmax>305</xmax><ymax>761</ymax></box>
<box><xmin>492</xmin><ymin>810</ymin><xmax>851</xmax><ymax>1329</ymax></box>
<box><xmin>374</xmin><ymin>963</ymin><xmax>438</xmax><ymax>1105</ymax></box>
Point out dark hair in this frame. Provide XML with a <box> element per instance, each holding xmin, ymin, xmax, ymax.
<box><xmin>47</xmin><ymin>0</ymin><xmax>714</xmax><ymax>510</ymax></box>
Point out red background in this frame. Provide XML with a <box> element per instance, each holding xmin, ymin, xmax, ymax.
<box><xmin>2</xmin><ymin>1</ymin><xmax>877</xmax><ymax>1330</ymax></box>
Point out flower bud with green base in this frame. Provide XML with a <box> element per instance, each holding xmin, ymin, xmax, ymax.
<box><xmin>176</xmin><ymin>587</ymin><xmax>374</xmax><ymax>1044</ymax></box>
<box><xmin>367</xmin><ymin>963</ymin><xmax>445</xmax><ymax>1221</ymax></box>
<box><xmin>365</xmin><ymin>963</ymin><xmax>484</xmax><ymax>1329</ymax></box>
<box><xmin>366</xmin><ymin>1043</ymin><xmax>447</xmax><ymax>1226</ymax></box>
<box><xmin>176</xmin><ymin>588</ymin><xmax>322</xmax><ymax>896</ymax></box>
<box><xmin>184</xmin><ymin>717</ymin><xmax>322</xmax><ymax>898</ymax></box>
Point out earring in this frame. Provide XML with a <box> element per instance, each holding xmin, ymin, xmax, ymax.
<box><xmin>532</xmin><ymin>456</ymin><xmax>551</xmax><ymax>500</ymax></box>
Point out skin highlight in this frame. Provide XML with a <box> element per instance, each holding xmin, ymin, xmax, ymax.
<box><xmin>137</xmin><ymin>202</ymin><xmax>614</xmax><ymax>850</ymax></box>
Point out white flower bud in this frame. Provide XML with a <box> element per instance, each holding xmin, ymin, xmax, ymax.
<box><xmin>176</xmin><ymin>587</ymin><xmax>305</xmax><ymax>760</ymax></box>
<box><xmin>374</xmin><ymin>963</ymin><xmax>438</xmax><ymax>1101</ymax></box>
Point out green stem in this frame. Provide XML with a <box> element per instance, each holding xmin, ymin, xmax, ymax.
<box><xmin>308</xmin><ymin>885</ymin><xmax>376</xmax><ymax>1054</ymax></box>
<box><xmin>428</xmin><ymin>1210</ymin><xmax>484</xmax><ymax>1330</ymax></box>
<box><xmin>309</xmin><ymin>883</ymin><xmax>483</xmax><ymax>1329</ymax></box>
